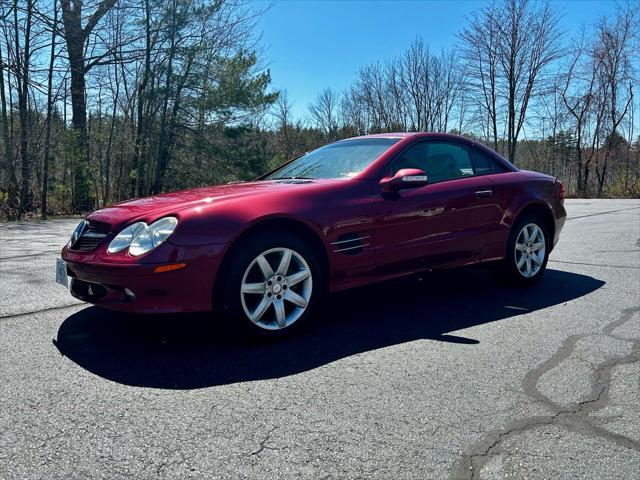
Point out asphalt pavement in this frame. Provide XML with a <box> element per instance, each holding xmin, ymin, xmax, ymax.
<box><xmin>0</xmin><ymin>199</ymin><xmax>639</xmax><ymax>479</ymax></box>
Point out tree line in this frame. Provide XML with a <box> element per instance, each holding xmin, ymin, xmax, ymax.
<box><xmin>1</xmin><ymin>0</ymin><xmax>638</xmax><ymax>220</ymax></box>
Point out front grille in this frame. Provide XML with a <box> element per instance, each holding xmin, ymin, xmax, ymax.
<box><xmin>85</xmin><ymin>220</ymin><xmax>111</xmax><ymax>235</ymax></box>
<box><xmin>73</xmin><ymin>235</ymin><xmax>105</xmax><ymax>251</ymax></box>
<box><xmin>71</xmin><ymin>220</ymin><xmax>112</xmax><ymax>251</ymax></box>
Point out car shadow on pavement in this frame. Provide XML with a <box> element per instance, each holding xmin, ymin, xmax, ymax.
<box><xmin>54</xmin><ymin>268</ymin><xmax>604</xmax><ymax>389</ymax></box>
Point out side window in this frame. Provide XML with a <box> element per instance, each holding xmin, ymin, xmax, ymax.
<box><xmin>391</xmin><ymin>141</ymin><xmax>473</xmax><ymax>183</ymax></box>
<box><xmin>390</xmin><ymin>142</ymin><xmax>431</xmax><ymax>173</ymax></box>
<box><xmin>468</xmin><ymin>148</ymin><xmax>507</xmax><ymax>175</ymax></box>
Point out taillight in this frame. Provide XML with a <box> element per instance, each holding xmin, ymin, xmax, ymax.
<box><xmin>556</xmin><ymin>180</ymin><xmax>565</xmax><ymax>205</ymax></box>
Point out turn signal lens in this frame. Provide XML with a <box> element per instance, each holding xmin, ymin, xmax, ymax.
<box><xmin>153</xmin><ymin>263</ymin><xmax>186</xmax><ymax>273</ymax></box>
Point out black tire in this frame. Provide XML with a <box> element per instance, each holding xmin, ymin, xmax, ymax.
<box><xmin>498</xmin><ymin>214</ymin><xmax>550</xmax><ymax>285</ymax></box>
<box><xmin>219</xmin><ymin>230</ymin><xmax>324</xmax><ymax>337</ymax></box>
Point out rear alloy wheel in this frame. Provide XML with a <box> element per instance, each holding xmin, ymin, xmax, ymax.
<box><xmin>240</xmin><ymin>247</ymin><xmax>313</xmax><ymax>331</ymax></box>
<box><xmin>514</xmin><ymin>223</ymin><xmax>546</xmax><ymax>278</ymax></box>
<box><xmin>499</xmin><ymin>215</ymin><xmax>550</xmax><ymax>285</ymax></box>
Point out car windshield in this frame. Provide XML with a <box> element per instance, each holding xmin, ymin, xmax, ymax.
<box><xmin>266</xmin><ymin>138</ymin><xmax>400</xmax><ymax>180</ymax></box>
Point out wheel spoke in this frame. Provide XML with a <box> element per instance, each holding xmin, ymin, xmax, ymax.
<box><xmin>517</xmin><ymin>254</ymin><xmax>526</xmax><ymax>269</ymax></box>
<box><xmin>532</xmin><ymin>242</ymin><xmax>544</xmax><ymax>251</ymax></box>
<box><xmin>284</xmin><ymin>289</ymin><xmax>308</xmax><ymax>308</ymax></box>
<box><xmin>250</xmin><ymin>297</ymin><xmax>271</xmax><ymax>322</ymax></box>
<box><xmin>534</xmin><ymin>227</ymin><xmax>543</xmax><ymax>243</ymax></box>
<box><xmin>276</xmin><ymin>249</ymin><xmax>292</xmax><ymax>276</ymax></box>
<box><xmin>525</xmin><ymin>257</ymin><xmax>532</xmax><ymax>276</ymax></box>
<box><xmin>523</xmin><ymin>226</ymin><xmax>530</xmax><ymax>243</ymax></box>
<box><xmin>287</xmin><ymin>269</ymin><xmax>310</xmax><ymax>286</ymax></box>
<box><xmin>242</xmin><ymin>282</ymin><xmax>265</xmax><ymax>294</ymax></box>
<box><xmin>274</xmin><ymin>300</ymin><xmax>286</xmax><ymax>327</ymax></box>
<box><xmin>532</xmin><ymin>250</ymin><xmax>544</xmax><ymax>265</ymax></box>
<box><xmin>256</xmin><ymin>254</ymin><xmax>274</xmax><ymax>279</ymax></box>
<box><xmin>515</xmin><ymin>243</ymin><xmax>526</xmax><ymax>251</ymax></box>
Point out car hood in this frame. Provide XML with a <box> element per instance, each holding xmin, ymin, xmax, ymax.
<box><xmin>87</xmin><ymin>180</ymin><xmax>332</xmax><ymax>228</ymax></box>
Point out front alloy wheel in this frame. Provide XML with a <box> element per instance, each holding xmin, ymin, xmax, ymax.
<box><xmin>240</xmin><ymin>247</ymin><xmax>313</xmax><ymax>331</ymax></box>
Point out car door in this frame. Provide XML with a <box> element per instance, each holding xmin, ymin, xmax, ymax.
<box><xmin>464</xmin><ymin>144</ymin><xmax>516</xmax><ymax>260</ymax></box>
<box><xmin>371</xmin><ymin>139</ymin><xmax>503</xmax><ymax>275</ymax></box>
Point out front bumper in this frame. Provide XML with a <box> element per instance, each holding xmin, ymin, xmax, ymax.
<box><xmin>62</xmin><ymin>243</ymin><xmax>225</xmax><ymax>314</ymax></box>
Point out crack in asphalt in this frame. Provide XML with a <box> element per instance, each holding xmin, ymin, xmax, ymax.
<box><xmin>0</xmin><ymin>303</ymin><xmax>83</xmax><ymax>320</ymax></box>
<box><xmin>250</xmin><ymin>426</ymin><xmax>280</xmax><ymax>456</ymax></box>
<box><xmin>451</xmin><ymin>306</ymin><xmax>640</xmax><ymax>480</ymax></box>
<box><xmin>549</xmin><ymin>259</ymin><xmax>640</xmax><ymax>270</ymax></box>
<box><xmin>155</xmin><ymin>451</ymin><xmax>193</xmax><ymax>476</ymax></box>
<box><xmin>0</xmin><ymin>250</ymin><xmax>61</xmax><ymax>260</ymax></box>
<box><xmin>594</xmin><ymin>249</ymin><xmax>640</xmax><ymax>254</ymax></box>
<box><xmin>566</xmin><ymin>206</ymin><xmax>640</xmax><ymax>220</ymax></box>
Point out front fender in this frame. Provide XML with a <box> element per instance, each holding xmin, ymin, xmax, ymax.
<box><xmin>168</xmin><ymin>203</ymin><xmax>324</xmax><ymax>247</ymax></box>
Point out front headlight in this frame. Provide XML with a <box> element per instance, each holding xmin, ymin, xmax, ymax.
<box><xmin>129</xmin><ymin>217</ymin><xmax>178</xmax><ymax>256</ymax></box>
<box><xmin>107</xmin><ymin>222</ymin><xmax>147</xmax><ymax>253</ymax></box>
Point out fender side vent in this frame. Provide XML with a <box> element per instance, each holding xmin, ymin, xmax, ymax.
<box><xmin>331</xmin><ymin>233</ymin><xmax>369</xmax><ymax>255</ymax></box>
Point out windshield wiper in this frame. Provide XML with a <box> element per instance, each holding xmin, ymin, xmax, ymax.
<box><xmin>271</xmin><ymin>176</ymin><xmax>315</xmax><ymax>180</ymax></box>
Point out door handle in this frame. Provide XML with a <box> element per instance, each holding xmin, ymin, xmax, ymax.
<box><xmin>475</xmin><ymin>189</ymin><xmax>493</xmax><ymax>198</ymax></box>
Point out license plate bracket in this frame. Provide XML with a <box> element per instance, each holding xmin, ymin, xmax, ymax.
<box><xmin>55</xmin><ymin>258</ymin><xmax>68</xmax><ymax>288</ymax></box>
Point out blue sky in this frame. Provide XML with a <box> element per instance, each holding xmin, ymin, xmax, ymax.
<box><xmin>252</xmin><ymin>0</ymin><xmax>620</xmax><ymax>120</ymax></box>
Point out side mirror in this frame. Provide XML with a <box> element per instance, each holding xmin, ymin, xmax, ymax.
<box><xmin>379</xmin><ymin>168</ymin><xmax>428</xmax><ymax>192</ymax></box>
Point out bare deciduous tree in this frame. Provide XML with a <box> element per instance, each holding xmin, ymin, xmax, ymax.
<box><xmin>60</xmin><ymin>0</ymin><xmax>117</xmax><ymax>211</ymax></box>
<box><xmin>309</xmin><ymin>87</ymin><xmax>340</xmax><ymax>139</ymax></box>
<box><xmin>593</xmin><ymin>6</ymin><xmax>636</xmax><ymax>196</ymax></box>
<box><xmin>460</xmin><ymin>5</ymin><xmax>500</xmax><ymax>150</ymax></box>
<box><xmin>41</xmin><ymin>0</ymin><xmax>58</xmax><ymax>219</ymax></box>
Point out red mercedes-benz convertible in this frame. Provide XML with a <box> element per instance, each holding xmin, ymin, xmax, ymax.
<box><xmin>58</xmin><ymin>133</ymin><xmax>566</xmax><ymax>335</ymax></box>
